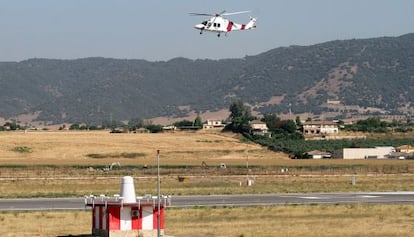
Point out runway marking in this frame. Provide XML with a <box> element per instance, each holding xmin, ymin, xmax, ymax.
<box><xmin>359</xmin><ymin>195</ymin><xmax>380</xmax><ymax>198</ymax></box>
<box><xmin>300</xmin><ymin>196</ymin><xmax>323</xmax><ymax>200</ymax></box>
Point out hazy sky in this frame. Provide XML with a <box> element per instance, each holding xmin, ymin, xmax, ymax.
<box><xmin>1</xmin><ymin>0</ymin><xmax>413</xmax><ymax>62</ymax></box>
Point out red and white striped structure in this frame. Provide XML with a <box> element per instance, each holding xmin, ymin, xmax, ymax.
<box><xmin>85</xmin><ymin>176</ymin><xmax>171</xmax><ymax>237</ymax></box>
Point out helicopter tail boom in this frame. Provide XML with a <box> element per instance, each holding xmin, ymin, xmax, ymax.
<box><xmin>231</xmin><ymin>17</ymin><xmax>256</xmax><ymax>31</ymax></box>
<box><xmin>245</xmin><ymin>17</ymin><xmax>257</xmax><ymax>30</ymax></box>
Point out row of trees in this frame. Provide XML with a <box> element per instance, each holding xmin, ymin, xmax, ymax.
<box><xmin>343</xmin><ymin>117</ymin><xmax>414</xmax><ymax>133</ymax></box>
<box><xmin>61</xmin><ymin>114</ymin><xmax>205</xmax><ymax>133</ymax></box>
<box><xmin>226</xmin><ymin>100</ymin><xmax>414</xmax><ymax>159</ymax></box>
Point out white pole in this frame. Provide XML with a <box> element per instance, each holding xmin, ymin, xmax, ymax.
<box><xmin>157</xmin><ymin>150</ymin><xmax>161</xmax><ymax>237</ymax></box>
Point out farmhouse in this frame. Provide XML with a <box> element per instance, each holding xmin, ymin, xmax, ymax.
<box><xmin>203</xmin><ymin>119</ymin><xmax>225</xmax><ymax>129</ymax></box>
<box><xmin>396</xmin><ymin>145</ymin><xmax>414</xmax><ymax>153</ymax></box>
<box><xmin>302</xmin><ymin>121</ymin><xmax>339</xmax><ymax>135</ymax></box>
<box><xmin>249</xmin><ymin>120</ymin><xmax>271</xmax><ymax>137</ymax></box>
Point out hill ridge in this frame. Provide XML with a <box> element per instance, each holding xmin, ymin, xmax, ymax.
<box><xmin>0</xmin><ymin>33</ymin><xmax>413</xmax><ymax>124</ymax></box>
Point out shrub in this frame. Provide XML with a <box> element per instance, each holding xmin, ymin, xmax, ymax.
<box><xmin>12</xmin><ymin>146</ymin><xmax>32</xmax><ymax>153</ymax></box>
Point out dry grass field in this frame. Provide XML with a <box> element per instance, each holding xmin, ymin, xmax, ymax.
<box><xmin>1</xmin><ymin>174</ymin><xmax>414</xmax><ymax>198</ymax></box>
<box><xmin>1</xmin><ymin>205</ymin><xmax>413</xmax><ymax>237</ymax></box>
<box><xmin>1</xmin><ymin>130</ymin><xmax>414</xmax><ymax>236</ymax></box>
<box><xmin>1</xmin><ymin>130</ymin><xmax>414</xmax><ymax>198</ymax></box>
<box><xmin>0</xmin><ymin>130</ymin><xmax>286</xmax><ymax>166</ymax></box>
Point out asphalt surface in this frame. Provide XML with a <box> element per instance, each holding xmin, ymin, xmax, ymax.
<box><xmin>1</xmin><ymin>192</ymin><xmax>414</xmax><ymax>211</ymax></box>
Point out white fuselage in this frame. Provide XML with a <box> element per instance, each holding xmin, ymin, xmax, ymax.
<box><xmin>194</xmin><ymin>16</ymin><xmax>255</xmax><ymax>34</ymax></box>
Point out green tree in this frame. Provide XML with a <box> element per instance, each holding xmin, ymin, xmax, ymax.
<box><xmin>279</xmin><ymin>120</ymin><xmax>297</xmax><ymax>133</ymax></box>
<box><xmin>227</xmin><ymin>100</ymin><xmax>255</xmax><ymax>133</ymax></box>
<box><xmin>3</xmin><ymin>122</ymin><xmax>20</xmax><ymax>130</ymax></box>
<box><xmin>69</xmin><ymin>123</ymin><xmax>80</xmax><ymax>130</ymax></box>
<box><xmin>194</xmin><ymin>115</ymin><xmax>203</xmax><ymax>128</ymax></box>
<box><xmin>173</xmin><ymin>120</ymin><xmax>193</xmax><ymax>127</ymax></box>
<box><xmin>295</xmin><ymin>116</ymin><xmax>302</xmax><ymax>126</ymax></box>
<box><xmin>128</xmin><ymin>118</ymin><xmax>144</xmax><ymax>131</ymax></box>
<box><xmin>261</xmin><ymin>114</ymin><xmax>281</xmax><ymax>133</ymax></box>
<box><xmin>229</xmin><ymin>100</ymin><xmax>250</xmax><ymax>118</ymax></box>
<box><xmin>145</xmin><ymin>124</ymin><xmax>163</xmax><ymax>133</ymax></box>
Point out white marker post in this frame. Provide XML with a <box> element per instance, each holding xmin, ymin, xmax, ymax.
<box><xmin>157</xmin><ymin>149</ymin><xmax>161</xmax><ymax>237</ymax></box>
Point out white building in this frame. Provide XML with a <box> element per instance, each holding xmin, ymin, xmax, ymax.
<box><xmin>307</xmin><ymin>150</ymin><xmax>332</xmax><ymax>159</ymax></box>
<box><xmin>249</xmin><ymin>120</ymin><xmax>271</xmax><ymax>137</ymax></box>
<box><xmin>302</xmin><ymin>121</ymin><xmax>339</xmax><ymax>135</ymax></box>
<box><xmin>335</xmin><ymin>147</ymin><xmax>395</xmax><ymax>159</ymax></box>
<box><xmin>203</xmin><ymin>119</ymin><xmax>225</xmax><ymax>129</ymax></box>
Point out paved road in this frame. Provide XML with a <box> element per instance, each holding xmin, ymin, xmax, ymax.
<box><xmin>1</xmin><ymin>192</ymin><xmax>414</xmax><ymax>211</ymax></box>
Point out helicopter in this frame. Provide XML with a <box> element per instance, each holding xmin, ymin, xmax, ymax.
<box><xmin>189</xmin><ymin>10</ymin><xmax>256</xmax><ymax>37</ymax></box>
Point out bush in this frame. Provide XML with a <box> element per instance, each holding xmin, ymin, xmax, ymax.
<box><xmin>12</xmin><ymin>146</ymin><xmax>32</xmax><ymax>153</ymax></box>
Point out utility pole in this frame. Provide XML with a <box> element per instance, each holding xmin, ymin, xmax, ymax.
<box><xmin>157</xmin><ymin>149</ymin><xmax>161</xmax><ymax>237</ymax></box>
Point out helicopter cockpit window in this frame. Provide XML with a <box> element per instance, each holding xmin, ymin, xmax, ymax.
<box><xmin>202</xmin><ymin>21</ymin><xmax>207</xmax><ymax>26</ymax></box>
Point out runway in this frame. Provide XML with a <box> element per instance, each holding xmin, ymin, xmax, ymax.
<box><xmin>1</xmin><ymin>192</ymin><xmax>413</xmax><ymax>211</ymax></box>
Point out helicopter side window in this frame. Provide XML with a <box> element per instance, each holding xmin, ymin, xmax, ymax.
<box><xmin>217</xmin><ymin>23</ymin><xmax>221</xmax><ymax>27</ymax></box>
<box><xmin>202</xmin><ymin>21</ymin><xmax>207</xmax><ymax>26</ymax></box>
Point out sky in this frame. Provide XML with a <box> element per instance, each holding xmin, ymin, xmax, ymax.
<box><xmin>0</xmin><ymin>0</ymin><xmax>413</xmax><ymax>62</ymax></box>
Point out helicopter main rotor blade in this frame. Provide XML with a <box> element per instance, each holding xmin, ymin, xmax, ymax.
<box><xmin>189</xmin><ymin>13</ymin><xmax>214</xmax><ymax>16</ymax></box>
<box><xmin>217</xmin><ymin>10</ymin><xmax>226</xmax><ymax>16</ymax></box>
<box><xmin>222</xmin><ymin>10</ymin><xmax>251</xmax><ymax>16</ymax></box>
<box><xmin>189</xmin><ymin>10</ymin><xmax>250</xmax><ymax>18</ymax></box>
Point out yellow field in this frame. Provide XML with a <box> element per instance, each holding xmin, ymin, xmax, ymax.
<box><xmin>1</xmin><ymin>130</ymin><xmax>414</xmax><ymax>236</ymax></box>
<box><xmin>1</xmin><ymin>130</ymin><xmax>414</xmax><ymax>198</ymax></box>
<box><xmin>1</xmin><ymin>205</ymin><xmax>413</xmax><ymax>237</ymax></box>
<box><xmin>0</xmin><ymin>130</ymin><xmax>287</xmax><ymax>166</ymax></box>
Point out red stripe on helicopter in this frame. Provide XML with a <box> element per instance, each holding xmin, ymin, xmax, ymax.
<box><xmin>241</xmin><ymin>24</ymin><xmax>246</xmax><ymax>30</ymax></box>
<box><xmin>227</xmin><ymin>22</ymin><xmax>233</xmax><ymax>32</ymax></box>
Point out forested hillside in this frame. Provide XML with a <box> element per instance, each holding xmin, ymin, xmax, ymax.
<box><xmin>0</xmin><ymin>33</ymin><xmax>413</xmax><ymax>124</ymax></box>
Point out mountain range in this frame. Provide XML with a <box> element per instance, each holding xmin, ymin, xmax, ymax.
<box><xmin>1</xmin><ymin>33</ymin><xmax>413</xmax><ymax>125</ymax></box>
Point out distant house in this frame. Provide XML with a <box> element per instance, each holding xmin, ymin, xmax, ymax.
<box><xmin>307</xmin><ymin>150</ymin><xmax>332</xmax><ymax>159</ymax></box>
<box><xmin>249</xmin><ymin>120</ymin><xmax>271</xmax><ymax>137</ymax></box>
<box><xmin>203</xmin><ymin>119</ymin><xmax>225</xmax><ymax>130</ymax></box>
<box><xmin>162</xmin><ymin>125</ymin><xmax>176</xmax><ymax>132</ymax></box>
<box><xmin>396</xmin><ymin>145</ymin><xmax>414</xmax><ymax>153</ymax></box>
<box><xmin>327</xmin><ymin>99</ymin><xmax>341</xmax><ymax>105</ymax></box>
<box><xmin>302</xmin><ymin>121</ymin><xmax>339</xmax><ymax>135</ymax></box>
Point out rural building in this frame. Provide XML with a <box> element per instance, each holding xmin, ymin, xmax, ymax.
<box><xmin>162</xmin><ymin>125</ymin><xmax>176</xmax><ymax>132</ymax></box>
<box><xmin>302</xmin><ymin>121</ymin><xmax>339</xmax><ymax>135</ymax></box>
<box><xmin>203</xmin><ymin>119</ymin><xmax>225</xmax><ymax>129</ymax></box>
<box><xmin>333</xmin><ymin>147</ymin><xmax>396</xmax><ymax>159</ymax></box>
<box><xmin>396</xmin><ymin>145</ymin><xmax>414</xmax><ymax>153</ymax></box>
<box><xmin>85</xmin><ymin>176</ymin><xmax>171</xmax><ymax>237</ymax></box>
<box><xmin>249</xmin><ymin>120</ymin><xmax>271</xmax><ymax>137</ymax></box>
<box><xmin>307</xmin><ymin>150</ymin><xmax>332</xmax><ymax>159</ymax></box>
<box><xmin>327</xmin><ymin>99</ymin><xmax>341</xmax><ymax>105</ymax></box>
